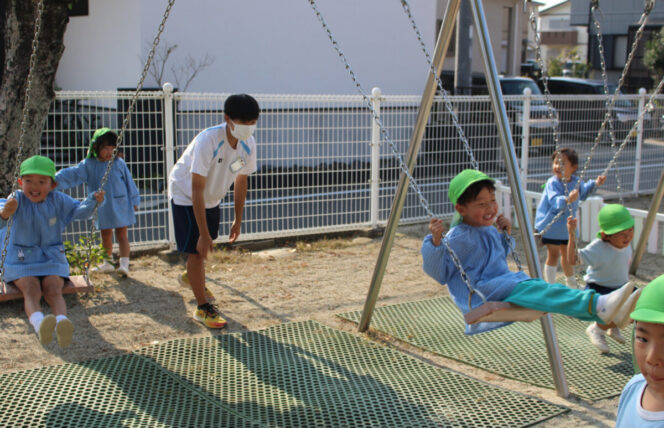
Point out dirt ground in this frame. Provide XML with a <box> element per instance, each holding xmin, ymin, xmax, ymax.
<box><xmin>0</xmin><ymin>195</ymin><xmax>662</xmax><ymax>427</ymax></box>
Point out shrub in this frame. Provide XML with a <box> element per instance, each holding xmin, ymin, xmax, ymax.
<box><xmin>64</xmin><ymin>235</ymin><xmax>109</xmax><ymax>275</ymax></box>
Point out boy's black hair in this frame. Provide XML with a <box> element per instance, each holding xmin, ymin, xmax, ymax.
<box><xmin>92</xmin><ymin>130</ymin><xmax>118</xmax><ymax>154</ymax></box>
<box><xmin>224</xmin><ymin>94</ymin><xmax>260</xmax><ymax>121</ymax></box>
<box><xmin>552</xmin><ymin>147</ymin><xmax>578</xmax><ymax>166</ymax></box>
<box><xmin>456</xmin><ymin>179</ymin><xmax>495</xmax><ymax>205</ymax></box>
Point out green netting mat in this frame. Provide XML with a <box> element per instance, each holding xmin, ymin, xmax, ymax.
<box><xmin>0</xmin><ymin>320</ymin><xmax>566</xmax><ymax>427</ymax></box>
<box><xmin>339</xmin><ymin>297</ymin><xmax>633</xmax><ymax>401</ymax></box>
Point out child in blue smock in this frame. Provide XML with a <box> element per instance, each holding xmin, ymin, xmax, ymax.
<box><xmin>567</xmin><ymin>204</ymin><xmax>635</xmax><ymax>353</ymax></box>
<box><xmin>56</xmin><ymin>128</ymin><xmax>140</xmax><ymax>277</ymax></box>
<box><xmin>535</xmin><ymin>148</ymin><xmax>606</xmax><ymax>288</ymax></box>
<box><xmin>421</xmin><ymin>169</ymin><xmax>636</xmax><ymax>335</ymax></box>
<box><xmin>616</xmin><ymin>274</ymin><xmax>664</xmax><ymax>427</ymax></box>
<box><xmin>0</xmin><ymin>156</ymin><xmax>104</xmax><ymax>347</ymax></box>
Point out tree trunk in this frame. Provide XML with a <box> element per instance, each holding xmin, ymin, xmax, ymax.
<box><xmin>0</xmin><ymin>0</ymin><xmax>68</xmax><ymax>195</ymax></box>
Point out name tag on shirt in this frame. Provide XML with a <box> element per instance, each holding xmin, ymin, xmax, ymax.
<box><xmin>230</xmin><ymin>158</ymin><xmax>245</xmax><ymax>173</ymax></box>
<box><xmin>49</xmin><ymin>217</ymin><xmax>57</xmax><ymax>226</ymax></box>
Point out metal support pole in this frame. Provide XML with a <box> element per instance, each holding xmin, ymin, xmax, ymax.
<box><xmin>469</xmin><ymin>0</ymin><xmax>569</xmax><ymax>397</ymax></box>
<box><xmin>358</xmin><ymin>0</ymin><xmax>462</xmax><ymax>332</ymax></box>
<box><xmin>163</xmin><ymin>82</ymin><xmax>176</xmax><ymax>247</ymax></box>
<box><xmin>630</xmin><ymin>166</ymin><xmax>664</xmax><ymax>275</ymax></box>
<box><xmin>634</xmin><ymin>88</ymin><xmax>646</xmax><ymax>194</ymax></box>
<box><xmin>370</xmin><ymin>87</ymin><xmax>382</xmax><ymax>228</ymax></box>
<box><xmin>521</xmin><ymin>87</ymin><xmax>532</xmax><ymax>194</ymax></box>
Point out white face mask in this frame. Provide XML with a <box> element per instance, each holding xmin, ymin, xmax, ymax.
<box><xmin>229</xmin><ymin>120</ymin><xmax>256</xmax><ymax>142</ymax></box>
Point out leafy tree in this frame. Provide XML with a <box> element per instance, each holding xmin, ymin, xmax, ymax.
<box><xmin>644</xmin><ymin>27</ymin><xmax>664</xmax><ymax>83</ymax></box>
<box><xmin>546</xmin><ymin>47</ymin><xmax>589</xmax><ymax>78</ymax></box>
<box><xmin>0</xmin><ymin>1</ymin><xmax>70</xmax><ymax>194</ymax></box>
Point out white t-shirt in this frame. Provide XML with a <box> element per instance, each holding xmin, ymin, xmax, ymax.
<box><xmin>168</xmin><ymin>123</ymin><xmax>257</xmax><ymax>208</ymax></box>
<box><xmin>578</xmin><ymin>238</ymin><xmax>632</xmax><ymax>288</ymax></box>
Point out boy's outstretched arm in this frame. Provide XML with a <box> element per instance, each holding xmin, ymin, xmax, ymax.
<box><xmin>428</xmin><ymin>218</ymin><xmax>445</xmax><ymax>246</ymax></box>
<box><xmin>595</xmin><ymin>175</ymin><xmax>606</xmax><ymax>186</ymax></box>
<box><xmin>566</xmin><ymin>216</ymin><xmax>578</xmax><ymax>265</ymax></box>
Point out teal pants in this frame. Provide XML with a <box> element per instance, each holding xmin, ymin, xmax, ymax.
<box><xmin>504</xmin><ymin>279</ymin><xmax>603</xmax><ymax>323</ymax></box>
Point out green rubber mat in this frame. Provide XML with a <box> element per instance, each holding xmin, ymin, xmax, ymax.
<box><xmin>339</xmin><ymin>297</ymin><xmax>633</xmax><ymax>401</ymax></box>
<box><xmin>0</xmin><ymin>320</ymin><xmax>566</xmax><ymax>427</ymax></box>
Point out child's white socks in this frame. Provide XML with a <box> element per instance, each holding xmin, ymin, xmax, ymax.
<box><xmin>117</xmin><ymin>257</ymin><xmax>130</xmax><ymax>277</ymax></box>
<box><xmin>544</xmin><ymin>265</ymin><xmax>557</xmax><ymax>284</ymax></box>
<box><xmin>29</xmin><ymin>311</ymin><xmax>44</xmax><ymax>332</ymax></box>
<box><xmin>565</xmin><ymin>275</ymin><xmax>577</xmax><ymax>288</ymax></box>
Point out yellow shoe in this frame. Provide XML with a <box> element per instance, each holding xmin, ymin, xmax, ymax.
<box><xmin>55</xmin><ymin>318</ymin><xmax>74</xmax><ymax>348</ymax></box>
<box><xmin>38</xmin><ymin>314</ymin><xmax>56</xmax><ymax>345</ymax></box>
<box><xmin>193</xmin><ymin>303</ymin><xmax>227</xmax><ymax>329</ymax></box>
<box><xmin>179</xmin><ymin>272</ymin><xmax>216</xmax><ymax>302</ymax></box>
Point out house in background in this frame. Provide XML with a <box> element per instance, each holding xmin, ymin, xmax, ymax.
<box><xmin>537</xmin><ymin>0</ymin><xmax>588</xmax><ymax>70</ymax></box>
<box><xmin>55</xmin><ymin>0</ymin><xmax>534</xmax><ymax>95</ymax></box>
<box><xmin>570</xmin><ymin>0</ymin><xmax>664</xmax><ymax>91</ymax></box>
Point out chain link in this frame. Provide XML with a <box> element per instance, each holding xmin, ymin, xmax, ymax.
<box><xmin>83</xmin><ymin>0</ymin><xmax>175</xmax><ymax>280</ymax></box>
<box><xmin>1</xmin><ymin>0</ymin><xmax>45</xmax><ymax>293</ymax></box>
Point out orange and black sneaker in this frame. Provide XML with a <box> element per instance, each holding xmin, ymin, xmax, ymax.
<box><xmin>193</xmin><ymin>303</ymin><xmax>227</xmax><ymax>329</ymax></box>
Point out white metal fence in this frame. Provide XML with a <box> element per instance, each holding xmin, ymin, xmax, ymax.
<box><xmin>40</xmin><ymin>86</ymin><xmax>664</xmax><ymax>250</ymax></box>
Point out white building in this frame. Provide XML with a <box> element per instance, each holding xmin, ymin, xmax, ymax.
<box><xmin>537</xmin><ymin>0</ymin><xmax>588</xmax><ymax>67</ymax></box>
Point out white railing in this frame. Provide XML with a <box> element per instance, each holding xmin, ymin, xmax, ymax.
<box><xmin>40</xmin><ymin>86</ymin><xmax>664</xmax><ymax>250</ymax></box>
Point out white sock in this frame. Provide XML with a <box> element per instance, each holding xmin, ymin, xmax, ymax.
<box><xmin>55</xmin><ymin>315</ymin><xmax>68</xmax><ymax>324</ymax></box>
<box><xmin>29</xmin><ymin>311</ymin><xmax>44</xmax><ymax>333</ymax></box>
<box><xmin>566</xmin><ymin>276</ymin><xmax>577</xmax><ymax>288</ymax></box>
<box><xmin>544</xmin><ymin>265</ymin><xmax>558</xmax><ymax>284</ymax></box>
<box><xmin>120</xmin><ymin>257</ymin><xmax>129</xmax><ymax>270</ymax></box>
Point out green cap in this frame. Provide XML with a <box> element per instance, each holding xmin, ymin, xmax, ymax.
<box><xmin>597</xmin><ymin>204</ymin><xmax>634</xmax><ymax>238</ymax></box>
<box><xmin>19</xmin><ymin>155</ymin><xmax>55</xmax><ymax>179</ymax></box>
<box><xmin>448</xmin><ymin>169</ymin><xmax>495</xmax><ymax>204</ymax></box>
<box><xmin>631</xmin><ymin>274</ymin><xmax>664</xmax><ymax>323</ymax></box>
<box><xmin>87</xmin><ymin>127</ymin><xmax>113</xmax><ymax>158</ymax></box>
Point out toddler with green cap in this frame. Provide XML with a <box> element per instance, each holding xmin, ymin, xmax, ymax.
<box><xmin>422</xmin><ymin>169</ymin><xmax>639</xmax><ymax>335</ymax></box>
<box><xmin>616</xmin><ymin>274</ymin><xmax>664</xmax><ymax>426</ymax></box>
<box><xmin>567</xmin><ymin>204</ymin><xmax>636</xmax><ymax>353</ymax></box>
<box><xmin>0</xmin><ymin>155</ymin><xmax>104</xmax><ymax>348</ymax></box>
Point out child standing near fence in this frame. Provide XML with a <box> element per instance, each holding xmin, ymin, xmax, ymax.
<box><xmin>56</xmin><ymin>128</ymin><xmax>140</xmax><ymax>277</ymax></box>
<box><xmin>567</xmin><ymin>204</ymin><xmax>635</xmax><ymax>353</ymax></box>
<box><xmin>535</xmin><ymin>148</ymin><xmax>606</xmax><ymax>288</ymax></box>
<box><xmin>0</xmin><ymin>156</ymin><xmax>104</xmax><ymax>347</ymax></box>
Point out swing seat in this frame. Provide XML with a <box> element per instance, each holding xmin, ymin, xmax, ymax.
<box><xmin>465</xmin><ymin>301</ymin><xmax>546</xmax><ymax>324</ymax></box>
<box><xmin>0</xmin><ymin>276</ymin><xmax>93</xmax><ymax>302</ymax></box>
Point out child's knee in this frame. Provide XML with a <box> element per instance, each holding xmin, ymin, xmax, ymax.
<box><xmin>41</xmin><ymin>277</ymin><xmax>64</xmax><ymax>299</ymax></box>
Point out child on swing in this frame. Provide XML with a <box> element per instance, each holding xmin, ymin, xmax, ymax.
<box><xmin>0</xmin><ymin>156</ymin><xmax>104</xmax><ymax>347</ymax></box>
<box><xmin>567</xmin><ymin>204</ymin><xmax>635</xmax><ymax>353</ymax></box>
<box><xmin>422</xmin><ymin>169</ymin><xmax>638</xmax><ymax>335</ymax></box>
<box><xmin>535</xmin><ymin>148</ymin><xmax>606</xmax><ymax>288</ymax></box>
<box><xmin>56</xmin><ymin>128</ymin><xmax>140</xmax><ymax>277</ymax></box>
<box><xmin>616</xmin><ymin>274</ymin><xmax>664</xmax><ymax>426</ymax></box>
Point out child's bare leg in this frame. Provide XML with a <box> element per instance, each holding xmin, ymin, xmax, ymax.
<box><xmin>41</xmin><ymin>275</ymin><xmax>66</xmax><ymax>316</ymax></box>
<box><xmin>544</xmin><ymin>244</ymin><xmax>560</xmax><ymax>266</ymax></box>
<box><xmin>115</xmin><ymin>227</ymin><xmax>130</xmax><ymax>258</ymax></box>
<box><xmin>100</xmin><ymin>228</ymin><xmax>113</xmax><ymax>257</ymax></box>
<box><xmin>14</xmin><ymin>277</ymin><xmax>43</xmax><ymax>317</ymax></box>
<box><xmin>186</xmin><ymin>253</ymin><xmax>208</xmax><ymax>306</ymax></box>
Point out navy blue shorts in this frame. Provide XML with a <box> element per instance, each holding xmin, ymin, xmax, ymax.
<box><xmin>585</xmin><ymin>283</ymin><xmax>618</xmax><ymax>295</ymax></box>
<box><xmin>171</xmin><ymin>202</ymin><xmax>221</xmax><ymax>254</ymax></box>
<box><xmin>541</xmin><ymin>237</ymin><xmax>569</xmax><ymax>246</ymax></box>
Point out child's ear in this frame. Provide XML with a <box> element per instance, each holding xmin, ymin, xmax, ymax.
<box><xmin>455</xmin><ymin>203</ymin><xmax>466</xmax><ymax>217</ymax></box>
<box><xmin>600</xmin><ymin>231</ymin><xmax>607</xmax><ymax>240</ymax></box>
<box><xmin>50</xmin><ymin>180</ymin><xmax>57</xmax><ymax>190</ymax></box>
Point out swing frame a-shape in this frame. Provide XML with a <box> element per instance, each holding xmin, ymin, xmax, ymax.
<box><xmin>358</xmin><ymin>0</ymin><xmax>570</xmax><ymax>397</ymax></box>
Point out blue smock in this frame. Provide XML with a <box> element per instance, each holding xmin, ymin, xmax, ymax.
<box><xmin>56</xmin><ymin>158</ymin><xmax>140</xmax><ymax>230</ymax></box>
<box><xmin>534</xmin><ymin>175</ymin><xmax>596</xmax><ymax>240</ymax></box>
<box><xmin>0</xmin><ymin>191</ymin><xmax>98</xmax><ymax>282</ymax></box>
<box><xmin>422</xmin><ymin>223</ymin><xmax>530</xmax><ymax>334</ymax></box>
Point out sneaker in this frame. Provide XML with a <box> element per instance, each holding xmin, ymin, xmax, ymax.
<box><xmin>613</xmin><ymin>288</ymin><xmax>642</xmax><ymax>329</ymax></box>
<box><xmin>117</xmin><ymin>263</ymin><xmax>129</xmax><ymax>277</ymax></box>
<box><xmin>596</xmin><ymin>281</ymin><xmax>635</xmax><ymax>324</ymax></box>
<box><xmin>193</xmin><ymin>303</ymin><xmax>227</xmax><ymax>329</ymax></box>
<box><xmin>607</xmin><ymin>327</ymin><xmax>627</xmax><ymax>344</ymax></box>
<box><xmin>178</xmin><ymin>272</ymin><xmax>216</xmax><ymax>302</ymax></box>
<box><xmin>55</xmin><ymin>318</ymin><xmax>74</xmax><ymax>348</ymax></box>
<box><xmin>38</xmin><ymin>314</ymin><xmax>56</xmax><ymax>345</ymax></box>
<box><xmin>91</xmin><ymin>261</ymin><xmax>115</xmax><ymax>273</ymax></box>
<box><xmin>586</xmin><ymin>323</ymin><xmax>609</xmax><ymax>353</ymax></box>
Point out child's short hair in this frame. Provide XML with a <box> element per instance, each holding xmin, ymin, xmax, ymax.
<box><xmin>597</xmin><ymin>204</ymin><xmax>634</xmax><ymax>238</ymax></box>
<box><xmin>631</xmin><ymin>274</ymin><xmax>664</xmax><ymax>324</ymax></box>
<box><xmin>448</xmin><ymin>169</ymin><xmax>495</xmax><ymax>205</ymax></box>
<box><xmin>552</xmin><ymin>147</ymin><xmax>579</xmax><ymax>166</ymax></box>
<box><xmin>19</xmin><ymin>155</ymin><xmax>56</xmax><ymax>180</ymax></box>
<box><xmin>87</xmin><ymin>128</ymin><xmax>118</xmax><ymax>159</ymax></box>
<box><xmin>224</xmin><ymin>94</ymin><xmax>260</xmax><ymax>122</ymax></box>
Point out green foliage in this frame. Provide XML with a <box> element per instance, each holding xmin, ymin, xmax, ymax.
<box><xmin>64</xmin><ymin>236</ymin><xmax>109</xmax><ymax>275</ymax></box>
<box><xmin>644</xmin><ymin>27</ymin><xmax>664</xmax><ymax>82</ymax></box>
<box><xmin>548</xmin><ymin>56</ymin><xmax>564</xmax><ymax>77</ymax></box>
<box><xmin>547</xmin><ymin>48</ymin><xmax>589</xmax><ymax>78</ymax></box>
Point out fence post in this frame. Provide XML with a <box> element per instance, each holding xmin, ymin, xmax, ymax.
<box><xmin>370</xmin><ymin>87</ymin><xmax>382</xmax><ymax>228</ymax></box>
<box><xmin>163</xmin><ymin>82</ymin><xmax>176</xmax><ymax>247</ymax></box>
<box><xmin>521</xmin><ymin>87</ymin><xmax>531</xmax><ymax>189</ymax></box>
<box><xmin>634</xmin><ymin>87</ymin><xmax>646</xmax><ymax>194</ymax></box>
<box><xmin>582</xmin><ymin>196</ymin><xmax>604</xmax><ymax>242</ymax></box>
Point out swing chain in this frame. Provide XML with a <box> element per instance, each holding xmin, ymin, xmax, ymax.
<box><xmin>0</xmin><ymin>0</ymin><xmax>45</xmax><ymax>291</ymax></box>
<box><xmin>83</xmin><ymin>0</ymin><xmax>175</xmax><ymax>281</ymax></box>
<box><xmin>400</xmin><ymin>0</ymin><xmax>479</xmax><ymax>170</ymax></box>
<box><xmin>308</xmin><ymin>0</ymin><xmax>435</xmax><ymax>218</ymax></box>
